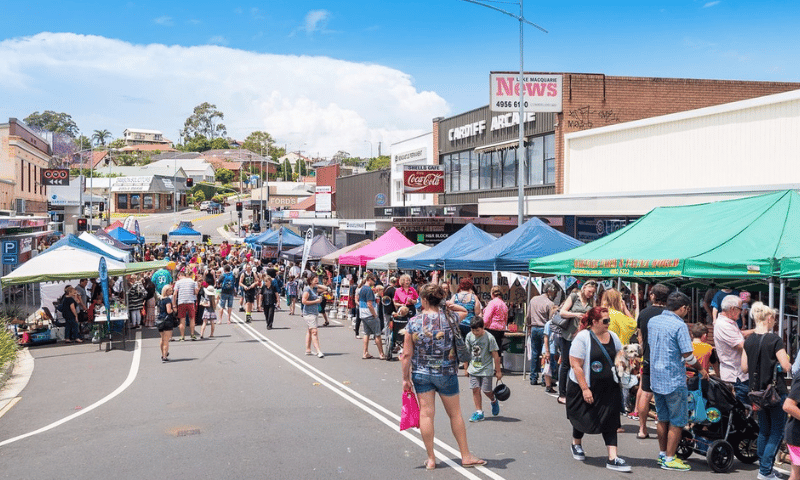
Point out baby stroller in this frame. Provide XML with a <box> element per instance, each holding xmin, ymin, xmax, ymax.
<box><xmin>676</xmin><ymin>373</ymin><xmax>759</xmax><ymax>472</ymax></box>
<box><xmin>382</xmin><ymin>297</ymin><xmax>408</xmax><ymax>361</ymax></box>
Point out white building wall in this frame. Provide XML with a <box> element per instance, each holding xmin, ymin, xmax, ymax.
<box><xmin>564</xmin><ymin>89</ymin><xmax>800</xmax><ymax>195</ymax></box>
<box><xmin>390</xmin><ymin>132</ymin><xmax>433</xmax><ymax>206</ymax></box>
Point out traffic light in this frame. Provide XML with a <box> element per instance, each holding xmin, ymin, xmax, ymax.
<box><xmin>236</xmin><ymin>201</ymin><xmax>243</xmax><ymax>212</ymax></box>
<box><xmin>98</xmin><ymin>202</ymin><xmax>105</xmax><ymax>212</ymax></box>
<box><xmin>186</xmin><ymin>178</ymin><xmax>194</xmax><ymax>187</ymax></box>
<box><xmin>77</xmin><ymin>218</ymin><xmax>87</xmax><ymax>232</ymax></box>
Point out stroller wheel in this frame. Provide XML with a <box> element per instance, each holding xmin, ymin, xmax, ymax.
<box><xmin>676</xmin><ymin>429</ymin><xmax>694</xmax><ymax>460</ymax></box>
<box><xmin>730</xmin><ymin>434</ymin><xmax>758</xmax><ymax>464</ymax></box>
<box><xmin>706</xmin><ymin>439</ymin><xmax>735</xmax><ymax>473</ymax></box>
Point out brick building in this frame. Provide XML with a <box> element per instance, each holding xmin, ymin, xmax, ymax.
<box><xmin>0</xmin><ymin>118</ymin><xmax>52</xmax><ymax>215</ymax></box>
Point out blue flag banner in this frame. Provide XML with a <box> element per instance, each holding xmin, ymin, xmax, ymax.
<box><xmin>99</xmin><ymin>256</ymin><xmax>111</xmax><ymax>322</ymax></box>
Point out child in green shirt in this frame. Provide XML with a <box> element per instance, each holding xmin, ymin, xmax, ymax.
<box><xmin>464</xmin><ymin>317</ymin><xmax>503</xmax><ymax>422</ymax></box>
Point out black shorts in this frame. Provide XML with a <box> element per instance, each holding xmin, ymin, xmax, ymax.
<box><xmin>244</xmin><ymin>290</ymin><xmax>256</xmax><ymax>303</ymax></box>
<box><xmin>156</xmin><ymin>317</ymin><xmax>176</xmax><ymax>332</ymax></box>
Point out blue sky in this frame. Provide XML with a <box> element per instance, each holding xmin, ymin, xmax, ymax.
<box><xmin>1</xmin><ymin>1</ymin><xmax>798</xmax><ymax>157</ymax></box>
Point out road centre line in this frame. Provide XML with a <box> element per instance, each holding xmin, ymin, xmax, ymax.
<box><xmin>233</xmin><ymin>313</ymin><xmax>504</xmax><ymax>480</ymax></box>
<box><xmin>0</xmin><ymin>331</ymin><xmax>143</xmax><ymax>448</ymax></box>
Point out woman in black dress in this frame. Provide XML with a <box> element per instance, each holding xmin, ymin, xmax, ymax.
<box><xmin>566</xmin><ymin>306</ymin><xmax>629</xmax><ymax>472</ymax></box>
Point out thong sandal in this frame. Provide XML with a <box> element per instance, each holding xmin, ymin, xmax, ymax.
<box><xmin>425</xmin><ymin>460</ymin><xmax>436</xmax><ymax>470</ymax></box>
<box><xmin>636</xmin><ymin>433</ymin><xmax>650</xmax><ymax>439</ymax></box>
<box><xmin>362</xmin><ymin>354</ymin><xmax>374</xmax><ymax>359</ymax></box>
<box><xmin>462</xmin><ymin>459</ymin><xmax>487</xmax><ymax>468</ymax></box>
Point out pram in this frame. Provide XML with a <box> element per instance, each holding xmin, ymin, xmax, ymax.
<box><xmin>676</xmin><ymin>373</ymin><xmax>759</xmax><ymax>472</ymax></box>
<box><xmin>382</xmin><ymin>297</ymin><xmax>408</xmax><ymax>361</ymax></box>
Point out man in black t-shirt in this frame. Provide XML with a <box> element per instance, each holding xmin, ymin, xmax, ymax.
<box><xmin>634</xmin><ymin>283</ymin><xmax>670</xmax><ymax>439</ymax></box>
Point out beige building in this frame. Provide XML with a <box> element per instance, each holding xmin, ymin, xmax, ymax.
<box><xmin>0</xmin><ymin>118</ymin><xmax>51</xmax><ymax>214</ymax></box>
<box><xmin>122</xmin><ymin>128</ymin><xmax>170</xmax><ymax>146</ymax></box>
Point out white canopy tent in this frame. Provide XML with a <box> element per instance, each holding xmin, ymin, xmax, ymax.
<box><xmin>366</xmin><ymin>244</ymin><xmax>431</xmax><ymax>271</ymax></box>
<box><xmin>78</xmin><ymin>232</ymin><xmax>131</xmax><ymax>262</ymax></box>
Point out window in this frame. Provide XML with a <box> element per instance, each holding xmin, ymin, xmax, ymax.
<box><xmin>459</xmin><ymin>152</ymin><xmax>470</xmax><ymax>192</ymax></box>
<box><xmin>479</xmin><ymin>152</ymin><xmax>491</xmax><ymax>190</ymax></box>
<box><xmin>527</xmin><ymin>136</ymin><xmax>544</xmax><ymax>186</ymax></box>
<box><xmin>544</xmin><ymin>134</ymin><xmax>555</xmax><ymax>184</ymax></box>
<box><xmin>143</xmin><ymin>194</ymin><xmax>154</xmax><ymax>209</ymax></box>
<box><xmin>118</xmin><ymin>194</ymin><xmax>128</xmax><ymax>210</ymax></box>
<box><xmin>154</xmin><ymin>194</ymin><xmax>160</xmax><ymax>209</ymax></box>
<box><xmin>450</xmin><ymin>154</ymin><xmax>460</xmax><ymax>192</ymax></box>
<box><xmin>131</xmin><ymin>194</ymin><xmax>141</xmax><ymax>209</ymax></box>
<box><xmin>502</xmin><ymin>148</ymin><xmax>517</xmax><ymax>188</ymax></box>
<box><xmin>491</xmin><ymin>151</ymin><xmax>502</xmax><ymax>189</ymax></box>
<box><xmin>470</xmin><ymin>153</ymin><xmax>479</xmax><ymax>191</ymax></box>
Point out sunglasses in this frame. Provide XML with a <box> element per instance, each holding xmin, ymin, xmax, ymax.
<box><xmin>602</xmin><ymin>317</ymin><xmax>610</xmax><ymax>324</ymax></box>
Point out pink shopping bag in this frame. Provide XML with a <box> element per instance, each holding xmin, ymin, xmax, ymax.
<box><xmin>400</xmin><ymin>391</ymin><xmax>420</xmax><ymax>431</ymax></box>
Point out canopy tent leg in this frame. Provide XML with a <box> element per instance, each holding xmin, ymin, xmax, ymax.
<box><xmin>779</xmin><ymin>279</ymin><xmax>786</xmax><ymax>339</ymax></box>
<box><xmin>769</xmin><ymin>279</ymin><xmax>775</xmax><ymax>308</ymax></box>
<box><xmin>523</xmin><ymin>272</ymin><xmax>531</xmax><ymax>380</ymax></box>
<box><xmin>617</xmin><ymin>277</ymin><xmax>621</xmax><ymax>291</ymax></box>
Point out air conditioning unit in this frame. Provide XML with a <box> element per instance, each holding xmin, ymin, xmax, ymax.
<box><xmin>14</xmin><ymin>198</ymin><xmax>26</xmax><ymax>214</ymax></box>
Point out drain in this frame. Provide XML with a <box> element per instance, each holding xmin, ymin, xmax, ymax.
<box><xmin>175</xmin><ymin>428</ymin><xmax>201</xmax><ymax>437</ymax></box>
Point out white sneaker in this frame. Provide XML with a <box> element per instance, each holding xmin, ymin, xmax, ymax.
<box><xmin>757</xmin><ymin>472</ymin><xmax>783</xmax><ymax>480</ymax></box>
<box><xmin>317</xmin><ymin>352</ymin><xmax>324</xmax><ymax>358</ymax></box>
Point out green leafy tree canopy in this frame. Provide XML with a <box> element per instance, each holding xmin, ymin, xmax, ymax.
<box><xmin>242</xmin><ymin>131</ymin><xmax>284</xmax><ymax>159</ymax></box>
<box><xmin>92</xmin><ymin>129</ymin><xmax>112</xmax><ymax>146</ymax></box>
<box><xmin>24</xmin><ymin>111</ymin><xmax>79</xmax><ymax>137</ymax></box>
<box><xmin>210</xmin><ymin>137</ymin><xmax>230</xmax><ymax>150</ymax></box>
<box><xmin>180</xmin><ymin>102</ymin><xmax>226</xmax><ymax>142</ymax></box>
<box><xmin>367</xmin><ymin>155</ymin><xmax>391</xmax><ymax>171</ymax></box>
<box><xmin>215</xmin><ymin>167</ymin><xmax>234</xmax><ymax>185</ymax></box>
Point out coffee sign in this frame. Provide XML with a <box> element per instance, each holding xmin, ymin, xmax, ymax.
<box><xmin>403</xmin><ymin>165</ymin><xmax>445</xmax><ymax>194</ymax></box>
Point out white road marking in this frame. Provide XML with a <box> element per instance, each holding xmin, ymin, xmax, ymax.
<box><xmin>0</xmin><ymin>331</ymin><xmax>142</xmax><ymax>447</ymax></box>
<box><xmin>234</xmin><ymin>314</ymin><xmax>503</xmax><ymax>480</ymax></box>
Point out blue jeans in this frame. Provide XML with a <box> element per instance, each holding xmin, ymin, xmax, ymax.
<box><xmin>65</xmin><ymin>316</ymin><xmax>80</xmax><ymax>341</ymax></box>
<box><xmin>734</xmin><ymin>378</ymin><xmax>751</xmax><ymax>407</ymax></box>
<box><xmin>757</xmin><ymin>396</ymin><xmax>787</xmax><ymax>476</ymax></box>
<box><xmin>529</xmin><ymin>327</ymin><xmax>544</xmax><ymax>383</ymax></box>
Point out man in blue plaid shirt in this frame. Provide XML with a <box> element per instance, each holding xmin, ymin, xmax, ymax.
<box><xmin>648</xmin><ymin>291</ymin><xmax>709</xmax><ymax>471</ymax></box>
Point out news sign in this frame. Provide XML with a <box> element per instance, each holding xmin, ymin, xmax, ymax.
<box><xmin>403</xmin><ymin>165</ymin><xmax>445</xmax><ymax>194</ymax></box>
<box><xmin>490</xmin><ymin>73</ymin><xmax>563</xmax><ymax>113</ymax></box>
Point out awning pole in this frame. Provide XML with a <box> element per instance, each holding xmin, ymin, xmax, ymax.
<box><xmin>523</xmin><ymin>272</ymin><xmax>531</xmax><ymax>380</ymax></box>
<box><xmin>779</xmin><ymin>279</ymin><xmax>786</xmax><ymax>338</ymax></box>
<box><xmin>769</xmin><ymin>278</ymin><xmax>775</xmax><ymax>308</ymax></box>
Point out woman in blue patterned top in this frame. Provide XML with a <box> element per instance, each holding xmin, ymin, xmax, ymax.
<box><xmin>401</xmin><ymin>283</ymin><xmax>486</xmax><ymax>471</ymax></box>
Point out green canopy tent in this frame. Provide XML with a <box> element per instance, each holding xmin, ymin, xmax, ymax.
<box><xmin>529</xmin><ymin>190</ymin><xmax>800</xmax><ymax>337</ymax></box>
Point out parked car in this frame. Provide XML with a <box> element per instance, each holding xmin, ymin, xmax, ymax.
<box><xmin>208</xmin><ymin>201</ymin><xmax>222</xmax><ymax>213</ymax></box>
<box><xmin>199</xmin><ymin>201</ymin><xmax>212</xmax><ymax>211</ymax></box>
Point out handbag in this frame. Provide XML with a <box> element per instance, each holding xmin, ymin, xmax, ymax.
<box><xmin>747</xmin><ymin>334</ymin><xmax>782</xmax><ymax>409</ymax></box>
<box><xmin>400</xmin><ymin>391</ymin><xmax>420</xmax><ymax>431</ymax></box>
<box><xmin>688</xmin><ymin>377</ymin><xmax>708</xmax><ymax>423</ymax></box>
<box><xmin>551</xmin><ymin>312</ymin><xmax>570</xmax><ymax>330</ymax></box>
<box><xmin>443</xmin><ymin>310</ymin><xmax>472</xmax><ymax>363</ymax></box>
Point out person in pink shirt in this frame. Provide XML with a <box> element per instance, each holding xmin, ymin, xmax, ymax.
<box><xmin>393</xmin><ymin>274</ymin><xmax>419</xmax><ymax>317</ymax></box>
<box><xmin>483</xmin><ymin>286</ymin><xmax>509</xmax><ymax>356</ymax></box>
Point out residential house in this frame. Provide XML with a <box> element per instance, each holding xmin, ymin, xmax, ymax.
<box><xmin>122</xmin><ymin>128</ymin><xmax>171</xmax><ymax>146</ymax></box>
<box><xmin>147</xmin><ymin>158</ymin><xmax>216</xmax><ymax>184</ymax></box>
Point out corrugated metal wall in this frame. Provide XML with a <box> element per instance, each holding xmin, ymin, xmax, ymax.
<box><xmin>336</xmin><ymin>169</ymin><xmax>391</xmax><ymax>219</ymax></box>
<box><xmin>438</xmin><ymin>106</ymin><xmax>555</xmax><ymax>155</ymax></box>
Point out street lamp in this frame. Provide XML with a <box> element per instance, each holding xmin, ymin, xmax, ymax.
<box><xmin>364</xmin><ymin>140</ymin><xmax>373</xmax><ymax>159</ymax></box>
<box><xmin>462</xmin><ymin>0</ymin><xmax>547</xmax><ymax>226</ymax></box>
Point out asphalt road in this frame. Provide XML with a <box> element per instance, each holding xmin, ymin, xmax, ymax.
<box><xmin>0</xmin><ymin>308</ymin><xmax>772</xmax><ymax>480</ymax></box>
<box><xmin>133</xmin><ymin>202</ymin><xmax>249</xmax><ymax>244</ymax></box>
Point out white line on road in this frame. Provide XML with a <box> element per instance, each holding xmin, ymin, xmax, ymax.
<box><xmin>233</xmin><ymin>314</ymin><xmax>504</xmax><ymax>480</ymax></box>
<box><xmin>0</xmin><ymin>332</ymin><xmax>143</xmax><ymax>448</ymax></box>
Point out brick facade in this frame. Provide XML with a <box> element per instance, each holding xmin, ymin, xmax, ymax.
<box><xmin>553</xmin><ymin>74</ymin><xmax>800</xmax><ymax>193</ymax></box>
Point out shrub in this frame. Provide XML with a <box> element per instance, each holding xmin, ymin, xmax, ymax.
<box><xmin>0</xmin><ymin>317</ymin><xmax>19</xmax><ymax>375</ymax></box>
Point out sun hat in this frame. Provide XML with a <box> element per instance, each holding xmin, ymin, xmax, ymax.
<box><xmin>204</xmin><ymin>285</ymin><xmax>218</xmax><ymax>297</ymax></box>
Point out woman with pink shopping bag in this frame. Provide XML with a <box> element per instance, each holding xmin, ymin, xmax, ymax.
<box><xmin>401</xmin><ymin>283</ymin><xmax>486</xmax><ymax>471</ymax></box>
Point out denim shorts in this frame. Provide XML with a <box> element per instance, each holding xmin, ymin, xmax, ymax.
<box><xmin>654</xmin><ymin>386</ymin><xmax>688</xmax><ymax>428</ymax></box>
<box><xmin>219</xmin><ymin>293</ymin><xmax>234</xmax><ymax>309</ymax></box>
<box><xmin>412</xmin><ymin>373</ymin><xmax>460</xmax><ymax>396</ymax></box>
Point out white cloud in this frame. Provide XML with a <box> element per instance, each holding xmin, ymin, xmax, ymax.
<box><xmin>208</xmin><ymin>35</ymin><xmax>228</xmax><ymax>45</ymax></box>
<box><xmin>703</xmin><ymin>1</ymin><xmax>720</xmax><ymax>7</ymax></box>
<box><xmin>0</xmin><ymin>33</ymin><xmax>449</xmax><ymax>157</ymax></box>
<box><xmin>153</xmin><ymin>16</ymin><xmax>173</xmax><ymax>26</ymax></box>
<box><xmin>304</xmin><ymin>10</ymin><xmax>330</xmax><ymax>34</ymax></box>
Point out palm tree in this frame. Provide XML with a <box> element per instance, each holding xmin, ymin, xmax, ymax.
<box><xmin>92</xmin><ymin>129</ymin><xmax>112</xmax><ymax>147</ymax></box>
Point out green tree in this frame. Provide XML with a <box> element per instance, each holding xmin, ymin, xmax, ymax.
<box><xmin>242</xmin><ymin>131</ymin><xmax>283</xmax><ymax>159</ymax></box>
<box><xmin>183</xmin><ymin>135</ymin><xmax>211</xmax><ymax>152</ymax></box>
<box><xmin>180</xmin><ymin>102</ymin><xmax>226</xmax><ymax>141</ymax></box>
<box><xmin>367</xmin><ymin>155</ymin><xmax>391</xmax><ymax>171</ymax></box>
<box><xmin>210</xmin><ymin>137</ymin><xmax>230</xmax><ymax>150</ymax></box>
<box><xmin>193</xmin><ymin>190</ymin><xmax>206</xmax><ymax>204</ymax></box>
<box><xmin>108</xmin><ymin>138</ymin><xmax>125</xmax><ymax>149</ymax></box>
<box><xmin>74</xmin><ymin>135</ymin><xmax>92</xmax><ymax>150</ymax></box>
<box><xmin>215</xmin><ymin>167</ymin><xmax>234</xmax><ymax>184</ymax></box>
<box><xmin>296</xmin><ymin>159</ymin><xmax>307</xmax><ymax>177</ymax></box>
<box><xmin>24</xmin><ymin>111</ymin><xmax>79</xmax><ymax>137</ymax></box>
<box><xmin>92</xmin><ymin>129</ymin><xmax>112</xmax><ymax>146</ymax></box>
<box><xmin>281</xmin><ymin>158</ymin><xmax>293</xmax><ymax>181</ymax></box>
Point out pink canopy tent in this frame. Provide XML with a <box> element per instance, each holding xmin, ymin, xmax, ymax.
<box><xmin>339</xmin><ymin>227</ymin><xmax>415</xmax><ymax>267</ymax></box>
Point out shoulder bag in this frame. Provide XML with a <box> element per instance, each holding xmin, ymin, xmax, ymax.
<box><xmin>747</xmin><ymin>334</ymin><xmax>782</xmax><ymax>409</ymax></box>
<box><xmin>443</xmin><ymin>310</ymin><xmax>472</xmax><ymax>363</ymax></box>
<box><xmin>589</xmin><ymin>330</ymin><xmax>619</xmax><ymax>383</ymax></box>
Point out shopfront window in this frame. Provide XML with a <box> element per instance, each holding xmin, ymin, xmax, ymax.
<box><xmin>470</xmin><ymin>153</ymin><xmax>480</xmax><ymax>191</ymax></box>
<box><xmin>143</xmin><ymin>194</ymin><xmax>154</xmax><ymax>209</ymax></box>
<box><xmin>449</xmin><ymin>154</ymin><xmax>460</xmax><ymax>192</ymax></box>
<box><xmin>118</xmin><ymin>194</ymin><xmax>128</xmax><ymax>210</ymax></box>
<box><xmin>459</xmin><ymin>151</ymin><xmax>471</xmax><ymax>192</ymax></box>
<box><xmin>131</xmin><ymin>194</ymin><xmax>140</xmax><ymax>209</ymax></box>
<box><xmin>502</xmin><ymin>148</ymin><xmax>517</xmax><ymax>188</ymax></box>
<box><xmin>544</xmin><ymin>134</ymin><xmax>555</xmax><ymax>184</ymax></box>
<box><xmin>444</xmin><ymin>155</ymin><xmax>450</xmax><ymax>192</ymax></box>
<box><xmin>479</xmin><ymin>152</ymin><xmax>491</xmax><ymax>190</ymax></box>
<box><xmin>527</xmin><ymin>136</ymin><xmax>544</xmax><ymax>185</ymax></box>
<box><xmin>490</xmin><ymin>151</ymin><xmax>502</xmax><ymax>189</ymax></box>
<box><xmin>154</xmin><ymin>194</ymin><xmax>160</xmax><ymax>209</ymax></box>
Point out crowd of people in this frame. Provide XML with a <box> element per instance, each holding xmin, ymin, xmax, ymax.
<box><xmin>48</xmin><ymin>237</ymin><xmax>800</xmax><ymax>476</ymax></box>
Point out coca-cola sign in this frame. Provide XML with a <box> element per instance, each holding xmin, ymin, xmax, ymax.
<box><xmin>403</xmin><ymin>165</ymin><xmax>445</xmax><ymax>194</ymax></box>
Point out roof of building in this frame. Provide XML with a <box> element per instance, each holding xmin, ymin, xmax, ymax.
<box><xmin>71</xmin><ymin>150</ymin><xmax>112</xmax><ymax>169</ymax></box>
<box><xmin>119</xmin><ymin>144</ymin><xmax>177</xmax><ymax>153</ymax></box>
<box><xmin>96</xmin><ymin>164</ymin><xmax>188</xmax><ymax>178</ymax></box>
<box><xmin>150</xmin><ymin>152</ymin><xmax>201</xmax><ymax>161</ymax></box>
<box><xmin>202</xmin><ymin>149</ymin><xmax>279</xmax><ymax>164</ymax></box>
<box><xmin>290</xmin><ymin>195</ymin><xmax>316</xmax><ymax>211</ymax></box>
<box><xmin>148</xmin><ymin>158</ymin><xmax>214</xmax><ymax>174</ymax></box>
<box><xmin>124</xmin><ymin>128</ymin><xmax>164</xmax><ymax>135</ymax></box>
<box><xmin>204</xmin><ymin>156</ymin><xmax>242</xmax><ymax>171</ymax></box>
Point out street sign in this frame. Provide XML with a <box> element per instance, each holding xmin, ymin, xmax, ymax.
<box><xmin>42</xmin><ymin>168</ymin><xmax>70</xmax><ymax>186</ymax></box>
<box><xmin>1</xmin><ymin>254</ymin><xmax>18</xmax><ymax>265</ymax></box>
<box><xmin>2</xmin><ymin>240</ymin><xmax>19</xmax><ymax>255</ymax></box>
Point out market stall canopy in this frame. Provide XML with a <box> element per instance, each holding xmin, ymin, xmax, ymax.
<box><xmin>528</xmin><ymin>190</ymin><xmax>800</xmax><ymax>280</ymax></box>
<box><xmin>396</xmin><ymin>223</ymin><xmax>496</xmax><ymax>271</ymax></box>
<box><xmin>339</xmin><ymin>228</ymin><xmax>415</xmax><ymax>267</ymax></box>
<box><xmin>243</xmin><ymin>228</ymin><xmax>275</xmax><ymax>244</ymax></box>
<box><xmin>43</xmin><ymin>234</ymin><xmax>124</xmax><ymax>261</ymax></box>
<box><xmin>168</xmin><ymin>226</ymin><xmax>202</xmax><ymax>236</ymax></box>
<box><xmin>281</xmin><ymin>235</ymin><xmax>338</xmax><ymax>263</ymax></box>
<box><xmin>367</xmin><ymin>244</ymin><xmax>431</xmax><ymax>271</ymax></box>
<box><xmin>250</xmin><ymin>227</ymin><xmax>305</xmax><ymax>247</ymax></box>
<box><xmin>447</xmin><ymin>217</ymin><xmax>583</xmax><ymax>273</ymax></box>
<box><xmin>104</xmin><ymin>220</ymin><xmax>124</xmax><ymax>232</ymax></box>
<box><xmin>320</xmin><ymin>239</ymin><xmax>372</xmax><ymax>266</ymax></box>
<box><xmin>1</xmin><ymin>246</ymin><xmax>167</xmax><ymax>287</ymax></box>
<box><xmin>94</xmin><ymin>228</ymin><xmax>135</xmax><ymax>251</ymax></box>
<box><xmin>78</xmin><ymin>232</ymin><xmax>132</xmax><ymax>262</ymax></box>
<box><xmin>107</xmin><ymin>226</ymin><xmax>145</xmax><ymax>245</ymax></box>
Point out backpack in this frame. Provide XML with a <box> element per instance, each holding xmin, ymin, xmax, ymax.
<box><xmin>221</xmin><ymin>273</ymin><xmax>235</xmax><ymax>293</ymax></box>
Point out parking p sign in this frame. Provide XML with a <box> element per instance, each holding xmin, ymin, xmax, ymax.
<box><xmin>2</xmin><ymin>240</ymin><xmax>18</xmax><ymax>265</ymax></box>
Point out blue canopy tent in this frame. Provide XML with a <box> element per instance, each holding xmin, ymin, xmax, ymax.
<box><xmin>397</xmin><ymin>224</ymin><xmax>496</xmax><ymax>271</ymax></box>
<box><xmin>445</xmin><ymin>217</ymin><xmax>583</xmax><ymax>273</ymax></box>
<box><xmin>168</xmin><ymin>226</ymin><xmax>202</xmax><ymax>237</ymax></box>
<box><xmin>251</xmin><ymin>227</ymin><xmax>304</xmax><ymax>247</ymax></box>
<box><xmin>244</xmin><ymin>228</ymin><xmax>277</xmax><ymax>244</ymax></box>
<box><xmin>43</xmin><ymin>234</ymin><xmax>128</xmax><ymax>262</ymax></box>
<box><xmin>107</xmin><ymin>226</ymin><xmax>145</xmax><ymax>245</ymax></box>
